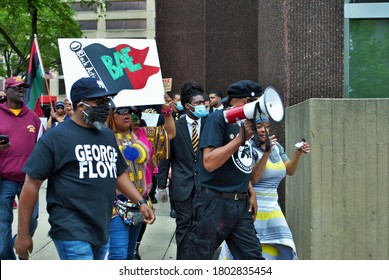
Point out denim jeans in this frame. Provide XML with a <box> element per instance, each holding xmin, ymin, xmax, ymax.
<box><xmin>0</xmin><ymin>179</ymin><xmax>39</xmax><ymax>260</ymax></box>
<box><xmin>108</xmin><ymin>216</ymin><xmax>142</xmax><ymax>260</ymax></box>
<box><xmin>52</xmin><ymin>239</ymin><xmax>109</xmax><ymax>260</ymax></box>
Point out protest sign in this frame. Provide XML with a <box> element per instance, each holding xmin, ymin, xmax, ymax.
<box><xmin>162</xmin><ymin>78</ymin><xmax>172</xmax><ymax>93</ymax></box>
<box><xmin>58</xmin><ymin>38</ymin><xmax>164</xmax><ymax>107</ymax></box>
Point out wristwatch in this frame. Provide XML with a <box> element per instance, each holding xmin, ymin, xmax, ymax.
<box><xmin>137</xmin><ymin>198</ymin><xmax>148</xmax><ymax>206</ymax></box>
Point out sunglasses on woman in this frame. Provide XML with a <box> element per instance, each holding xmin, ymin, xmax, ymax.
<box><xmin>114</xmin><ymin>107</ymin><xmax>133</xmax><ymax>115</ymax></box>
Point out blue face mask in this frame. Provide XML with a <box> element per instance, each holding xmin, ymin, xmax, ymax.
<box><xmin>175</xmin><ymin>101</ymin><xmax>184</xmax><ymax>111</ymax></box>
<box><xmin>188</xmin><ymin>104</ymin><xmax>209</xmax><ymax>118</ymax></box>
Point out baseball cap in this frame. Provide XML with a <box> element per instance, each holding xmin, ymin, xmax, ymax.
<box><xmin>70</xmin><ymin>77</ymin><xmax>118</xmax><ymax>104</ymax></box>
<box><xmin>4</xmin><ymin>77</ymin><xmax>30</xmax><ymax>90</ymax></box>
<box><xmin>56</xmin><ymin>101</ymin><xmax>65</xmax><ymax>108</ymax></box>
<box><xmin>226</xmin><ymin>80</ymin><xmax>262</xmax><ymax>98</ymax></box>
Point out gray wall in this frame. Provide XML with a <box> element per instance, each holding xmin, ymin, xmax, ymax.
<box><xmin>285</xmin><ymin>98</ymin><xmax>389</xmax><ymax>259</ymax></box>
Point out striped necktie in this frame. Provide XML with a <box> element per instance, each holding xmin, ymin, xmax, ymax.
<box><xmin>192</xmin><ymin>120</ymin><xmax>199</xmax><ymax>153</ymax></box>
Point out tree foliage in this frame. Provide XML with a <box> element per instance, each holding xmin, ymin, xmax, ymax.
<box><xmin>0</xmin><ymin>0</ymin><xmax>109</xmax><ymax>78</ymax></box>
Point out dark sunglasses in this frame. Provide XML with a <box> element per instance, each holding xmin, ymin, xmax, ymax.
<box><xmin>82</xmin><ymin>96</ymin><xmax>113</xmax><ymax>106</ymax></box>
<box><xmin>56</xmin><ymin>106</ymin><xmax>64</xmax><ymax>110</ymax></box>
<box><xmin>114</xmin><ymin>107</ymin><xmax>133</xmax><ymax>115</ymax></box>
<box><xmin>10</xmin><ymin>86</ymin><xmax>27</xmax><ymax>92</ymax></box>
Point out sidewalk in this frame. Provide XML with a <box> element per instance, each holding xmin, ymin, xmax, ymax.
<box><xmin>12</xmin><ymin>181</ymin><xmax>177</xmax><ymax>260</ymax></box>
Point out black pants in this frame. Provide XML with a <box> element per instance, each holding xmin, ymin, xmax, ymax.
<box><xmin>173</xmin><ymin>191</ymin><xmax>195</xmax><ymax>260</ymax></box>
<box><xmin>182</xmin><ymin>188</ymin><xmax>264</xmax><ymax>260</ymax></box>
<box><xmin>149</xmin><ymin>175</ymin><xmax>157</xmax><ymax>201</ymax></box>
<box><xmin>137</xmin><ymin>222</ymin><xmax>147</xmax><ymax>243</ymax></box>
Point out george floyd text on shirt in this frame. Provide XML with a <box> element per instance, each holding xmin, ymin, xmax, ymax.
<box><xmin>75</xmin><ymin>144</ymin><xmax>118</xmax><ymax>179</ymax></box>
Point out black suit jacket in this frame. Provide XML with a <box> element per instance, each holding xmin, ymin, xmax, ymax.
<box><xmin>159</xmin><ymin>116</ymin><xmax>206</xmax><ymax>202</ymax></box>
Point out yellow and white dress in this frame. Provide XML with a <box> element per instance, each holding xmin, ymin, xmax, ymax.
<box><xmin>219</xmin><ymin>142</ymin><xmax>297</xmax><ymax>260</ymax></box>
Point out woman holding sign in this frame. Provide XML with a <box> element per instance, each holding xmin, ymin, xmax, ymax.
<box><xmin>106</xmin><ymin>96</ymin><xmax>175</xmax><ymax>260</ymax></box>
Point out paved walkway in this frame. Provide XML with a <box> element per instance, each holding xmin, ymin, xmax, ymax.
<box><xmin>12</xmin><ymin>181</ymin><xmax>177</xmax><ymax>260</ymax></box>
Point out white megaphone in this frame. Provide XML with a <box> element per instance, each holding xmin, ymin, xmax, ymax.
<box><xmin>223</xmin><ymin>86</ymin><xmax>284</xmax><ymax>124</ymax></box>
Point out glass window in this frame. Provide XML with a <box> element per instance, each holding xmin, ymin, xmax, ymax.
<box><xmin>107</xmin><ymin>1</ymin><xmax>146</xmax><ymax>11</ymax></box>
<box><xmin>78</xmin><ymin>20</ymin><xmax>98</xmax><ymax>30</ymax></box>
<box><xmin>350</xmin><ymin>1</ymin><xmax>389</xmax><ymax>3</ymax></box>
<box><xmin>72</xmin><ymin>3</ymin><xmax>97</xmax><ymax>12</ymax></box>
<box><xmin>344</xmin><ymin>2</ymin><xmax>389</xmax><ymax>98</ymax></box>
<box><xmin>59</xmin><ymin>79</ymin><xmax>66</xmax><ymax>96</ymax></box>
<box><xmin>106</xmin><ymin>19</ymin><xmax>146</xmax><ymax>30</ymax></box>
<box><xmin>348</xmin><ymin>19</ymin><xmax>389</xmax><ymax>98</ymax></box>
<box><xmin>58</xmin><ymin>64</ymin><xmax>64</xmax><ymax>76</ymax></box>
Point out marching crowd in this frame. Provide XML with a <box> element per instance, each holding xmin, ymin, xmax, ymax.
<box><xmin>0</xmin><ymin>76</ymin><xmax>310</xmax><ymax>260</ymax></box>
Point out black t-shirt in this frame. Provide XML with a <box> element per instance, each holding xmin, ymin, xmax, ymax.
<box><xmin>198</xmin><ymin>110</ymin><xmax>255</xmax><ymax>193</ymax></box>
<box><xmin>23</xmin><ymin>119</ymin><xmax>128</xmax><ymax>246</ymax></box>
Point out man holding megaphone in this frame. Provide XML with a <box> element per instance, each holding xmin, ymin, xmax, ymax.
<box><xmin>183</xmin><ymin>80</ymin><xmax>274</xmax><ymax>260</ymax></box>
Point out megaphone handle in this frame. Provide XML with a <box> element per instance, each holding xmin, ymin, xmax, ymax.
<box><xmin>251</xmin><ymin>103</ymin><xmax>261</xmax><ymax>146</ymax></box>
<box><xmin>241</xmin><ymin>123</ymin><xmax>246</xmax><ymax>146</ymax></box>
<box><xmin>250</xmin><ymin>118</ymin><xmax>259</xmax><ymax>145</ymax></box>
<box><xmin>253</xmin><ymin>102</ymin><xmax>270</xmax><ymax>151</ymax></box>
<box><xmin>264</xmin><ymin>128</ymin><xmax>271</xmax><ymax>152</ymax></box>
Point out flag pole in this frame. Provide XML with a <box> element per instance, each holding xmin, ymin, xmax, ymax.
<box><xmin>33</xmin><ymin>34</ymin><xmax>53</xmax><ymax>111</ymax></box>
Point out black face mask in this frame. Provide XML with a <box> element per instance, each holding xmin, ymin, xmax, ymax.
<box><xmin>81</xmin><ymin>102</ymin><xmax>110</xmax><ymax>130</ymax></box>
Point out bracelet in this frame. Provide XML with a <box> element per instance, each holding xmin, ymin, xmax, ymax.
<box><xmin>137</xmin><ymin>198</ymin><xmax>148</xmax><ymax>206</ymax></box>
<box><xmin>161</xmin><ymin>107</ymin><xmax>173</xmax><ymax>117</ymax></box>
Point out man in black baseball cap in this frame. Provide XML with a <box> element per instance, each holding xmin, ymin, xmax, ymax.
<box><xmin>68</xmin><ymin>77</ymin><xmax>118</xmax><ymax>130</ymax></box>
<box><xmin>14</xmin><ymin>76</ymin><xmax>156</xmax><ymax>260</ymax></box>
<box><xmin>70</xmin><ymin>77</ymin><xmax>117</xmax><ymax>104</ymax></box>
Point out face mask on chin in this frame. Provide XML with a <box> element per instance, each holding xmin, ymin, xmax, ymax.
<box><xmin>81</xmin><ymin>102</ymin><xmax>110</xmax><ymax>130</ymax></box>
<box><xmin>188</xmin><ymin>104</ymin><xmax>209</xmax><ymax>119</ymax></box>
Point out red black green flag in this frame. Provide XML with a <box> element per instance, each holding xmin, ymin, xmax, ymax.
<box><xmin>25</xmin><ymin>36</ymin><xmax>45</xmax><ymax>116</ymax></box>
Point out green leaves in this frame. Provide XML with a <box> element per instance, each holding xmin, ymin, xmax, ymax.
<box><xmin>0</xmin><ymin>0</ymin><xmax>107</xmax><ymax>78</ymax></box>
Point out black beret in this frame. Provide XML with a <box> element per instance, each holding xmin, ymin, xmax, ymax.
<box><xmin>226</xmin><ymin>80</ymin><xmax>262</xmax><ymax>98</ymax></box>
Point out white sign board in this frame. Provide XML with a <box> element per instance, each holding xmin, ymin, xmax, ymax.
<box><xmin>141</xmin><ymin>112</ymin><xmax>160</xmax><ymax>127</ymax></box>
<box><xmin>58</xmin><ymin>38</ymin><xmax>164</xmax><ymax>107</ymax></box>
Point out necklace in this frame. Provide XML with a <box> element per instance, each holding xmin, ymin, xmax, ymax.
<box><xmin>116</xmin><ymin>131</ymin><xmax>150</xmax><ymax>198</ymax></box>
